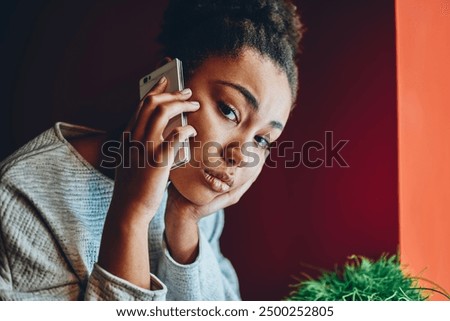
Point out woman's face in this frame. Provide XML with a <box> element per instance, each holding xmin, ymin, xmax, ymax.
<box><xmin>169</xmin><ymin>48</ymin><xmax>293</xmax><ymax>205</ymax></box>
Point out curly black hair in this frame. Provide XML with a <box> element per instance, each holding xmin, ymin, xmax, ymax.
<box><xmin>158</xmin><ymin>0</ymin><xmax>303</xmax><ymax>101</ymax></box>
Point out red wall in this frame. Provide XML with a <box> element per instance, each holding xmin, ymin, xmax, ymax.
<box><xmin>1</xmin><ymin>0</ymin><xmax>399</xmax><ymax>300</ymax></box>
<box><xmin>222</xmin><ymin>0</ymin><xmax>399</xmax><ymax>300</ymax></box>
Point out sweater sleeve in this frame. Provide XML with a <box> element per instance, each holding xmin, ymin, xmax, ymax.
<box><xmin>0</xmin><ymin>182</ymin><xmax>169</xmax><ymax>301</ymax></box>
<box><xmin>84</xmin><ymin>263</ymin><xmax>167</xmax><ymax>301</ymax></box>
<box><xmin>0</xmin><ymin>182</ymin><xmax>80</xmax><ymax>300</ymax></box>
<box><xmin>157</xmin><ymin>209</ymin><xmax>241</xmax><ymax>300</ymax></box>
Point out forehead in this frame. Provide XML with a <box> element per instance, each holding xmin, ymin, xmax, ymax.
<box><xmin>192</xmin><ymin>49</ymin><xmax>293</xmax><ymax>125</ymax></box>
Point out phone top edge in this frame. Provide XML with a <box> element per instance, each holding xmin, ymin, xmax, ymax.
<box><xmin>139</xmin><ymin>58</ymin><xmax>183</xmax><ymax>86</ymax></box>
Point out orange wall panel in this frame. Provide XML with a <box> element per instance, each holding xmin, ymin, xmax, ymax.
<box><xmin>396</xmin><ymin>0</ymin><xmax>450</xmax><ymax>300</ymax></box>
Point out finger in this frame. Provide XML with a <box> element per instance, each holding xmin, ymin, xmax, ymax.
<box><xmin>124</xmin><ymin>76</ymin><xmax>169</xmax><ymax>133</ymax></box>
<box><xmin>133</xmin><ymin>89</ymin><xmax>195</xmax><ymax>141</ymax></box>
<box><xmin>143</xmin><ymin>100</ymin><xmax>200</xmax><ymax>142</ymax></box>
<box><xmin>154</xmin><ymin>125</ymin><xmax>197</xmax><ymax>168</ymax></box>
<box><xmin>146</xmin><ymin>76</ymin><xmax>169</xmax><ymax>97</ymax></box>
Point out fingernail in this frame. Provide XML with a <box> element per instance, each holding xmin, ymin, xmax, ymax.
<box><xmin>158</xmin><ymin>76</ymin><xmax>167</xmax><ymax>84</ymax></box>
<box><xmin>181</xmin><ymin>88</ymin><xmax>192</xmax><ymax>95</ymax></box>
<box><xmin>189</xmin><ymin>101</ymin><xmax>200</xmax><ymax>107</ymax></box>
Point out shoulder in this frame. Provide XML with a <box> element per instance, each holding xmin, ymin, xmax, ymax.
<box><xmin>0</xmin><ymin>123</ymin><xmax>70</xmax><ymax>230</ymax></box>
<box><xmin>0</xmin><ymin>124</ymin><xmax>62</xmax><ymax>183</ymax></box>
<box><xmin>1</xmin><ymin>122</ymin><xmax>112</xmax><ymax>201</ymax></box>
<box><xmin>0</xmin><ymin>123</ymin><xmax>114</xmax><ymax>246</ymax></box>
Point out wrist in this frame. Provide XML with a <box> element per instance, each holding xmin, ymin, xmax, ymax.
<box><xmin>164</xmin><ymin>208</ymin><xmax>199</xmax><ymax>264</ymax></box>
<box><xmin>107</xmin><ymin>195</ymin><xmax>157</xmax><ymax>227</ymax></box>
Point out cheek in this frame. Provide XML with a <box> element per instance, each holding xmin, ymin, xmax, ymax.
<box><xmin>243</xmin><ymin>144</ymin><xmax>267</xmax><ymax>169</ymax></box>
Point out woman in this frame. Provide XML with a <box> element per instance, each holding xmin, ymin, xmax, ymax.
<box><xmin>0</xmin><ymin>0</ymin><xmax>302</xmax><ymax>300</ymax></box>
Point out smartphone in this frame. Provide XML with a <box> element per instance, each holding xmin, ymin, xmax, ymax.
<box><xmin>139</xmin><ymin>58</ymin><xmax>190</xmax><ymax>169</ymax></box>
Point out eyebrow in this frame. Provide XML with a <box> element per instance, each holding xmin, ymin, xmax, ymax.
<box><xmin>270</xmin><ymin>120</ymin><xmax>284</xmax><ymax>130</ymax></box>
<box><xmin>215</xmin><ymin>80</ymin><xmax>285</xmax><ymax>130</ymax></box>
<box><xmin>215</xmin><ymin>80</ymin><xmax>259</xmax><ymax>111</ymax></box>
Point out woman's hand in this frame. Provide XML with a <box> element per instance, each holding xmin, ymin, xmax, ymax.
<box><xmin>98</xmin><ymin>76</ymin><xmax>199</xmax><ymax>289</ymax></box>
<box><xmin>110</xmin><ymin>77</ymin><xmax>199</xmax><ymax>224</ymax></box>
<box><xmin>164</xmin><ymin>168</ymin><xmax>262</xmax><ymax>264</ymax></box>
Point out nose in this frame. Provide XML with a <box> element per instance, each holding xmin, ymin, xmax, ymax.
<box><xmin>224</xmin><ymin>141</ymin><xmax>248</xmax><ymax>167</ymax></box>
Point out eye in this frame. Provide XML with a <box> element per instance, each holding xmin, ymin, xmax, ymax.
<box><xmin>218</xmin><ymin>101</ymin><xmax>239</xmax><ymax>123</ymax></box>
<box><xmin>254</xmin><ymin>135</ymin><xmax>270</xmax><ymax>149</ymax></box>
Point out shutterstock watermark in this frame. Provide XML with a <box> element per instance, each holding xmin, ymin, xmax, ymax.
<box><xmin>266</xmin><ymin>131</ymin><xmax>349</xmax><ymax>169</ymax></box>
<box><xmin>100</xmin><ymin>131</ymin><xmax>349</xmax><ymax>169</ymax></box>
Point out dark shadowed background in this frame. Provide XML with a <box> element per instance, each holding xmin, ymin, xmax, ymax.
<box><xmin>0</xmin><ymin>0</ymin><xmax>398</xmax><ymax>300</ymax></box>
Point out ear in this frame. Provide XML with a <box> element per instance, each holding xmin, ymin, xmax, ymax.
<box><xmin>155</xmin><ymin>57</ymin><xmax>173</xmax><ymax>69</ymax></box>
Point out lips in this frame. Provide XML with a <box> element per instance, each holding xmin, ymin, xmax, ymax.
<box><xmin>202</xmin><ymin>168</ymin><xmax>234</xmax><ymax>193</ymax></box>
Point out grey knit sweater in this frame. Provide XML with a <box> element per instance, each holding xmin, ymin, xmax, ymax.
<box><xmin>0</xmin><ymin>122</ymin><xmax>240</xmax><ymax>300</ymax></box>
